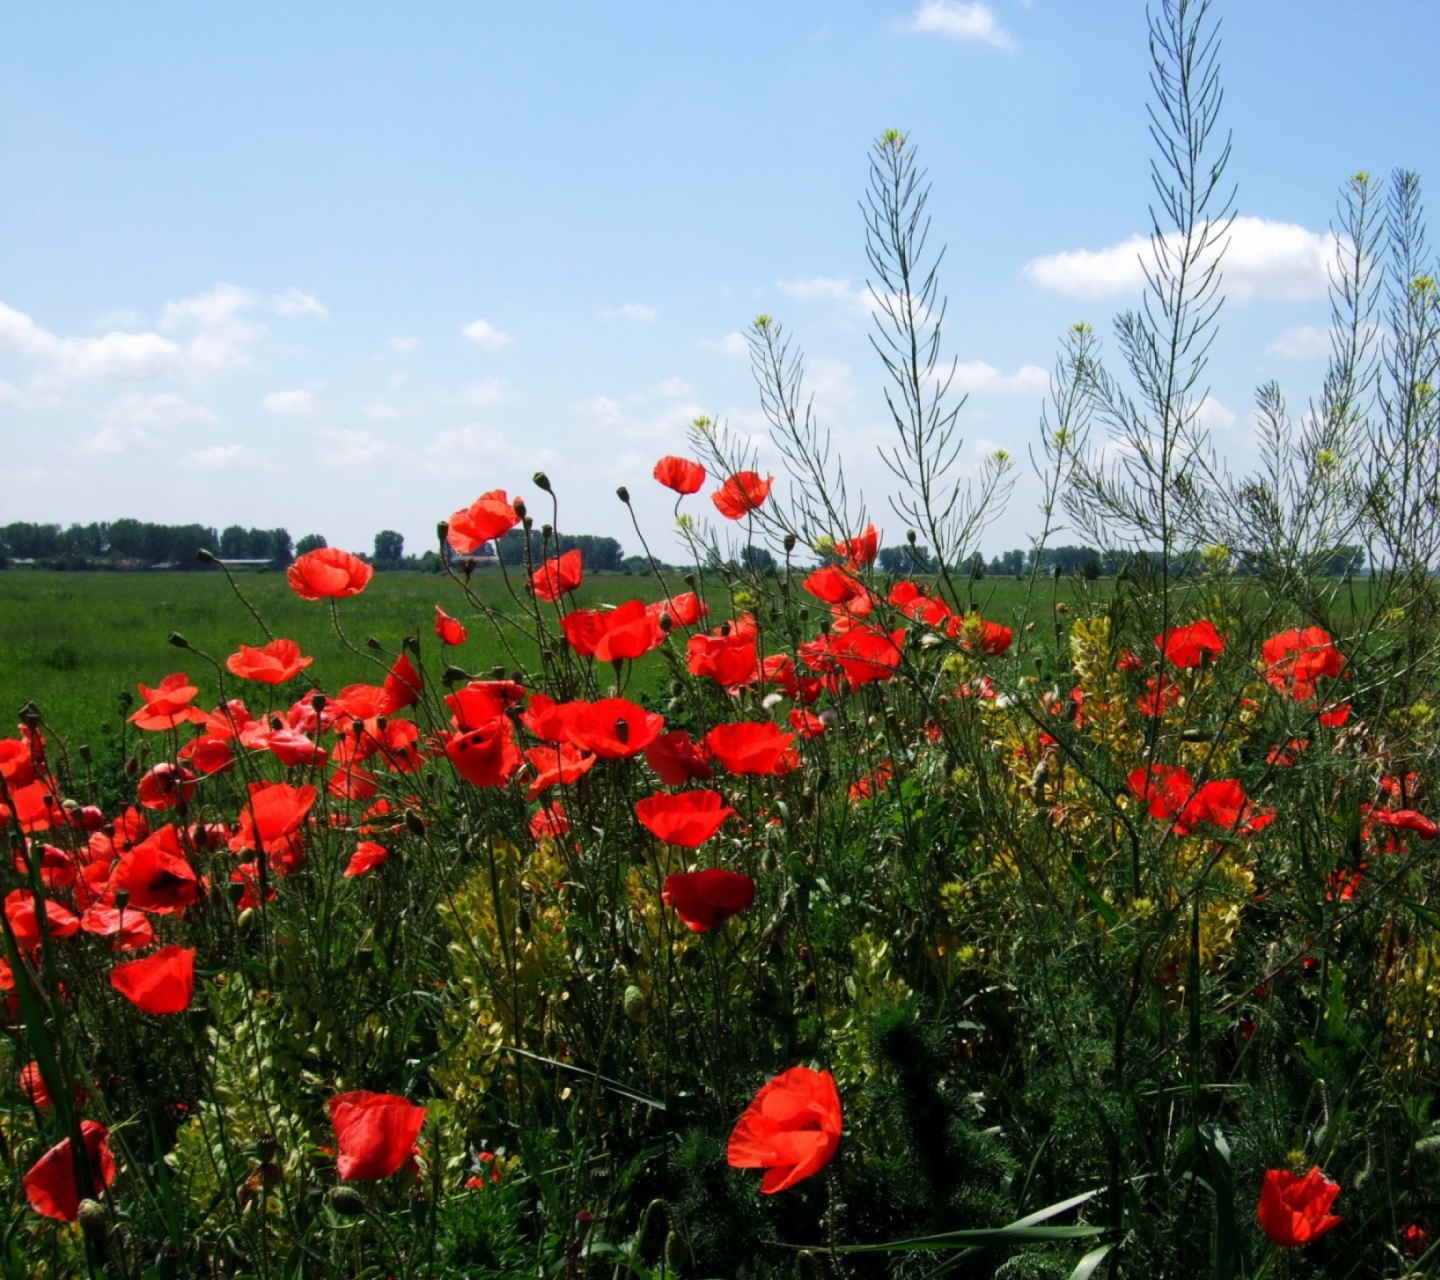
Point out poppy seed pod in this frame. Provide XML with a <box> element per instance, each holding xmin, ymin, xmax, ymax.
<box><xmin>195</xmin><ymin>548</ymin><xmax>217</xmax><ymax>564</ymax></box>
<box><xmin>329</xmin><ymin>1186</ymin><xmax>366</xmax><ymax>1217</ymax></box>
<box><xmin>541</xmin><ymin>523</ymin><xmax>553</xmax><ymax>539</ymax></box>
<box><xmin>76</xmin><ymin>1198</ymin><xmax>107</xmax><ymax>1243</ymax></box>
<box><xmin>168</xmin><ymin>632</ymin><xmax>189</xmax><ymax>649</ymax></box>
<box><xmin>616</xmin><ymin>485</ymin><xmax>631</xmax><ymax>504</ymax></box>
<box><xmin>512</xmin><ymin>498</ymin><xmax>527</xmax><ymax>519</ymax></box>
<box><xmin>533</xmin><ymin>471</ymin><xmax>552</xmax><ymax>492</ymax></box>
<box><xmin>366</xmin><ymin>636</ymin><xmax>382</xmax><ymax>650</ymax></box>
<box><xmin>311</xmin><ymin>693</ymin><xmax>327</xmax><ymax>713</ymax></box>
<box><xmin>784</xmin><ymin>533</ymin><xmax>797</xmax><ymax>552</ymax></box>
<box><xmin>405</xmin><ymin>811</ymin><xmax>426</xmax><ymax>837</ymax></box>
<box><xmin>907</xmin><ymin>529</ymin><xmax>918</xmax><ymax>544</ymax></box>
<box><xmin>683</xmin><ymin>573</ymin><xmax>696</xmax><ymax>587</ymax></box>
<box><xmin>436</xmin><ymin>520</ymin><xmax>449</xmax><ymax>543</ymax></box>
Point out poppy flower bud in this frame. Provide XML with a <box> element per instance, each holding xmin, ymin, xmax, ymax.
<box><xmin>436</xmin><ymin>520</ymin><xmax>450</xmax><ymax>543</ymax></box>
<box><xmin>616</xmin><ymin>485</ymin><xmax>631</xmax><ymax>504</ymax></box>
<box><xmin>819</xmin><ymin>618</ymin><xmax>830</xmax><ymax>635</ymax></box>
<box><xmin>623</xmin><ymin>984</ymin><xmax>646</xmax><ymax>1023</ymax></box>
<box><xmin>533</xmin><ymin>471</ymin><xmax>552</xmax><ymax>492</ymax></box>
<box><xmin>402</xmin><ymin>635</ymin><xmax>421</xmax><ymax>655</ymax></box>
<box><xmin>76</xmin><ymin>1198</ymin><xmax>107</xmax><ymax>1243</ymax></box>
<box><xmin>168</xmin><ymin>632</ymin><xmax>190</xmax><ymax>649</ymax></box>
<box><xmin>255</xmin><ymin>1133</ymin><xmax>278</xmax><ymax>1163</ymax></box>
<box><xmin>574</xmin><ymin>1210</ymin><xmax>596</xmax><ymax>1237</ymax></box>
<box><xmin>540</xmin><ymin>524</ymin><xmax>553</xmax><ymax>542</ymax></box>
<box><xmin>329</xmin><ymin>1186</ymin><xmax>366</xmax><ymax>1217</ymax></box>
<box><xmin>227</xmin><ymin>880</ymin><xmax>246</xmax><ymax>907</ymax></box>
<box><xmin>113</xmin><ymin>890</ymin><xmax>130</xmax><ymax>912</ymax></box>
<box><xmin>683</xmin><ymin>573</ymin><xmax>696</xmax><ymax>587</ymax></box>
<box><xmin>78</xmin><ymin>743</ymin><xmax>92</xmax><ymax>763</ymax></box>
<box><xmin>238</xmin><ymin>907</ymin><xmax>256</xmax><ymax>930</ymax></box>
<box><xmin>409</xmin><ymin>1192</ymin><xmax>429</xmax><ymax>1225</ymax></box>
<box><xmin>798</xmin><ymin>607</ymin><xmax>810</xmax><ymax>622</ymax></box>
<box><xmin>195</xmin><ymin>548</ymin><xmax>217</xmax><ymax>564</ymax></box>
<box><xmin>491</xmin><ymin>665</ymin><xmax>507</xmax><ymax>680</ymax></box>
<box><xmin>443</xmin><ymin>666</ymin><xmax>469</xmax><ymax>685</ymax></box>
<box><xmin>124</xmin><ymin>755</ymin><xmax>139</xmax><ymax>778</ymax></box>
<box><xmin>366</xmin><ymin>636</ymin><xmax>382</xmax><ymax>650</ymax></box>
<box><xmin>907</xmin><ymin>529</ymin><xmax>918</xmax><ymax>545</ymax></box>
<box><xmin>512</xmin><ymin>499</ymin><xmax>527</xmax><ymax>519</ymax></box>
<box><xmin>521</xmin><ymin>516</ymin><xmax>533</xmax><ymax>531</ymax></box>
<box><xmin>20</xmin><ymin>703</ymin><xmax>40</xmax><ymax>729</ymax></box>
<box><xmin>405</xmin><ymin>812</ymin><xmax>426</xmax><ymax>838</ymax></box>
<box><xmin>784</xmin><ymin>533</ymin><xmax>797</xmax><ymax>552</ymax></box>
<box><xmin>658</xmin><ymin>612</ymin><xmax>672</xmax><ymax>632</ymax></box>
<box><xmin>311</xmin><ymin>693</ymin><xmax>327</xmax><ymax>713</ymax></box>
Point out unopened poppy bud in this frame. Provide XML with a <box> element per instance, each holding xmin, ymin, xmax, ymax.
<box><xmin>798</xmin><ymin>606</ymin><xmax>810</xmax><ymax>622</ymax></box>
<box><xmin>409</xmin><ymin>1192</ymin><xmax>429</xmax><ymax>1224</ymax></box>
<box><xmin>907</xmin><ymin>529</ymin><xmax>918</xmax><ymax>545</ymax></box>
<box><xmin>169</xmin><ymin>632</ymin><xmax>190</xmax><ymax>649</ymax></box>
<box><xmin>616</xmin><ymin>485</ymin><xmax>630</xmax><ymax>504</ymax></box>
<box><xmin>533</xmin><ymin>471</ymin><xmax>552</xmax><ymax>492</ymax></box>
<box><xmin>491</xmin><ymin>665</ymin><xmax>506</xmax><ymax>679</ymax></box>
<box><xmin>623</xmin><ymin>984</ymin><xmax>646</xmax><ymax>1024</ymax></box>
<box><xmin>436</xmin><ymin>520</ymin><xmax>449</xmax><ymax>543</ymax></box>
<box><xmin>819</xmin><ymin>618</ymin><xmax>830</xmax><ymax>635</ymax></box>
<box><xmin>329</xmin><ymin>1186</ymin><xmax>366</xmax><ymax>1217</ymax></box>
<box><xmin>310</xmin><ymin>693</ymin><xmax>327</xmax><ymax>713</ymax></box>
<box><xmin>227</xmin><ymin>880</ymin><xmax>246</xmax><ymax>906</ymax></box>
<box><xmin>77</xmin><ymin>743</ymin><xmax>92</xmax><ymax>764</ymax></box>
<box><xmin>255</xmin><ymin>1133</ymin><xmax>278</xmax><ymax>1162</ymax></box>
<box><xmin>683</xmin><ymin>573</ymin><xmax>696</xmax><ymax>587</ymax></box>
<box><xmin>512</xmin><ymin>498</ymin><xmax>527</xmax><ymax>519</ymax></box>
<box><xmin>405</xmin><ymin>811</ymin><xmax>426</xmax><ymax>837</ymax></box>
<box><xmin>19</xmin><ymin>703</ymin><xmax>40</xmax><ymax>729</ymax></box>
<box><xmin>77</xmin><ymin>1198</ymin><xmax>107</xmax><ymax>1242</ymax></box>
<box><xmin>195</xmin><ymin>548</ymin><xmax>217</xmax><ymax>564</ymax></box>
<box><xmin>113</xmin><ymin>890</ymin><xmax>129</xmax><ymax>912</ymax></box>
<box><xmin>443</xmin><ymin>665</ymin><xmax>469</xmax><ymax>685</ymax></box>
<box><xmin>1034</xmin><ymin>657</ymin><xmax>1044</xmax><ymax>672</ymax></box>
<box><xmin>657</xmin><ymin>612</ymin><xmax>672</xmax><ymax>632</ymax></box>
<box><xmin>238</xmin><ymin>907</ymin><xmax>256</xmax><ymax>930</ymax></box>
<box><xmin>574</xmin><ymin>1210</ymin><xmax>596</xmax><ymax>1236</ymax></box>
<box><xmin>784</xmin><ymin>533</ymin><xmax>797</xmax><ymax>552</ymax></box>
<box><xmin>124</xmin><ymin>755</ymin><xmax>139</xmax><ymax>779</ymax></box>
<box><xmin>366</xmin><ymin>636</ymin><xmax>383</xmax><ymax>650</ymax></box>
<box><xmin>402</xmin><ymin>635</ymin><xmax>420</xmax><ymax>655</ymax></box>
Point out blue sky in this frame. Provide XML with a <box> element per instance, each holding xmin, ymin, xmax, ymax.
<box><xmin>3</xmin><ymin>1</ymin><xmax>1438</xmax><ymax>561</ymax></box>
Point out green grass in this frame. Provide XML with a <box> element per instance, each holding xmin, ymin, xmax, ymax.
<box><xmin>0</xmin><ymin>567</ymin><xmax>1084</xmax><ymax>747</ymax></box>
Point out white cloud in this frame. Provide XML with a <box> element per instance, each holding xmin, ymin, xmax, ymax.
<box><xmin>949</xmin><ymin>361</ymin><xmax>1050</xmax><ymax>395</ymax></box>
<box><xmin>1267</xmin><ymin>325</ymin><xmax>1333</xmax><ymax>360</ymax></box>
<box><xmin>1023</xmin><ymin>216</ymin><xmax>1340</xmax><ymax>301</ymax></box>
<box><xmin>272</xmin><ymin>288</ymin><xmax>328</xmax><ymax>319</ymax></box>
<box><xmin>600</xmin><ymin>302</ymin><xmax>657</xmax><ymax>322</ymax></box>
<box><xmin>93</xmin><ymin>308</ymin><xmax>145</xmax><ymax>331</ymax></box>
<box><xmin>100</xmin><ymin>392</ymin><xmax>220</xmax><ymax>430</ymax></box>
<box><xmin>389</xmin><ymin>335</ymin><xmax>421</xmax><ymax>352</ymax></box>
<box><xmin>185</xmin><ymin>443</ymin><xmax>278</xmax><ymax>471</ymax></box>
<box><xmin>316</xmin><ymin>425</ymin><xmax>387</xmax><ymax>467</ymax></box>
<box><xmin>435</xmin><ymin>378</ymin><xmax>511</xmax><ymax>409</ymax></box>
<box><xmin>361</xmin><ymin>398</ymin><xmax>415</xmax><ymax>420</ymax></box>
<box><xmin>80</xmin><ymin>424</ymin><xmax>154</xmax><ymax>455</ymax></box>
<box><xmin>1193</xmin><ymin>396</ymin><xmax>1239</xmax><ymax>433</ymax></box>
<box><xmin>657</xmin><ymin>377</ymin><xmax>695</xmax><ymax>399</ymax></box>
<box><xmin>462</xmin><ymin>318</ymin><xmax>514</xmax><ymax>349</ymax></box>
<box><xmin>702</xmin><ymin>332</ymin><xmax>749</xmax><ymax>357</ymax></box>
<box><xmin>421</xmin><ymin>423</ymin><xmax>560</xmax><ymax>474</ymax></box>
<box><xmin>778</xmin><ymin>276</ymin><xmax>864</xmax><ymax>307</ymax></box>
<box><xmin>904</xmin><ymin>1</ymin><xmax>1013</xmax><ymax>50</ymax></box>
<box><xmin>262</xmin><ymin>389</ymin><xmax>319</xmax><ymax>416</ymax></box>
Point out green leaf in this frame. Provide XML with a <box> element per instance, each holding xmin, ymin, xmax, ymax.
<box><xmin>1068</xmin><ymin>1244</ymin><xmax>1113</xmax><ymax>1280</ymax></box>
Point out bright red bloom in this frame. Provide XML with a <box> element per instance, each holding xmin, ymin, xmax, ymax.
<box><xmin>1156</xmin><ymin>620</ymin><xmax>1226</xmax><ymax>668</ymax></box>
<box><xmin>704</xmin><ymin>722</ymin><xmax>797</xmax><ymax>776</ymax></box>
<box><xmin>645</xmin><ymin>730</ymin><xmax>714</xmax><ymax>785</ymax></box>
<box><xmin>803</xmin><ymin>565</ymin><xmax>863</xmax><ymax>605</ymax></box>
<box><xmin>329</xmin><ymin>1091</ymin><xmax>427</xmax><ymax>1180</ymax></box>
<box><xmin>447</xmin><ymin>680</ymin><xmax>526</xmax><ymax>731</ymax></box>
<box><xmin>435</xmin><ymin>606</ymin><xmax>468</xmax><ymax>647</ymax></box>
<box><xmin>712</xmin><ymin>472</ymin><xmax>773</xmax><ymax>519</ymax></box>
<box><xmin>1263</xmin><ymin>627</ymin><xmax>1345</xmax><ymax>701</ymax></box>
<box><xmin>4</xmin><ymin>890</ymin><xmax>80</xmax><ymax>951</ymax></box>
<box><xmin>1318</xmin><ymin>702</ymin><xmax>1351</xmax><ymax>728</ymax></box>
<box><xmin>1117</xmin><ymin>649</ymin><xmax>1145</xmax><ymax>672</ymax></box>
<box><xmin>1127</xmin><ymin>765</ymin><xmax>1195</xmax><ymax>823</ymax></box>
<box><xmin>23</xmin><ymin>1121</ymin><xmax>115</xmax><ymax>1221</ymax></box>
<box><xmin>518</xmin><ymin>692</ymin><xmax>567</xmax><ymax>742</ymax></box>
<box><xmin>137</xmin><ymin>762</ymin><xmax>197</xmax><ymax>812</ymax></box>
<box><xmin>559</xmin><ymin>608</ymin><xmax>605</xmax><ymax>657</ymax></box>
<box><xmin>253</xmin><ymin>726</ymin><xmax>328</xmax><ymax>769</ymax></box>
<box><xmin>531</xmin><ymin>549</ymin><xmax>584</xmax><ymax>602</ymax></box>
<box><xmin>836</xmin><ymin>524</ymin><xmax>879</xmax><ymax>567</ymax></box>
<box><xmin>448</xmin><ymin>489</ymin><xmax>521</xmax><ymax>555</ymax></box>
<box><xmin>524</xmin><ymin>743</ymin><xmax>596</xmax><ymax>799</ymax></box>
<box><xmin>329</xmin><ymin>765</ymin><xmax>378</xmax><ymax>801</ymax></box>
<box><xmin>591</xmin><ymin>601</ymin><xmax>665</xmax><ymax>662</ymax></box>
<box><xmin>1401</xmin><ymin>1224</ymin><xmax>1428</xmax><ymax>1258</ymax></box>
<box><xmin>1258</xmin><ymin>1166</ymin><xmax>1341</xmax><ymax>1247</ymax></box>
<box><xmin>287</xmin><ymin>547</ymin><xmax>373</xmax><ymax>600</ymax></box>
<box><xmin>958</xmin><ymin>617</ymin><xmax>1013</xmax><ymax>657</ymax></box>
<box><xmin>110</xmin><ymin>944</ymin><xmax>195</xmax><ymax>1015</ymax></box>
<box><xmin>446</xmin><ymin>719</ymin><xmax>524</xmax><ymax>788</ymax></box>
<box><xmin>662</xmin><ymin>869</ymin><xmax>755</xmax><ymax>931</ymax></box>
<box><xmin>560</xmin><ymin>699</ymin><xmax>665</xmax><ymax>760</ymax></box>
<box><xmin>654</xmin><ymin>455</ymin><xmax>706</xmax><ymax>494</ymax></box>
<box><xmin>15</xmin><ymin>844</ymin><xmax>76</xmax><ymax>891</ymax></box>
<box><xmin>726</xmin><ymin>1066</ymin><xmax>842</xmax><ymax>1194</ymax></box>
<box><xmin>0</xmin><ymin>737</ymin><xmax>37</xmax><ymax>789</ymax></box>
<box><xmin>849</xmin><ymin>762</ymin><xmax>893</xmax><ymax>801</ymax></box>
<box><xmin>1137</xmin><ymin>674</ymin><xmax>1181</xmax><ymax>717</ymax></box>
<box><xmin>231</xmin><ymin>783</ymin><xmax>317</xmax><ymax>857</ymax></box>
<box><xmin>80</xmin><ymin>905</ymin><xmax>154</xmax><ymax>951</ymax></box>
<box><xmin>1372</xmin><ymin>809</ymin><xmax>1439</xmax><ymax>841</ymax></box>
<box><xmin>889</xmin><ymin>582</ymin><xmax>951</xmax><ymax>628</ymax></box>
<box><xmin>111</xmin><ymin>825</ymin><xmax>198</xmax><ymax>914</ymax></box>
<box><xmin>129</xmin><ymin>673</ymin><xmax>208</xmax><ymax>732</ymax></box>
<box><xmin>789</xmin><ymin>709</ymin><xmax>827</xmax><ymax>738</ymax></box>
<box><xmin>1180</xmin><ymin>780</ymin><xmax>1274</xmax><ymax>837</ymax></box>
<box><xmin>831</xmin><ymin>627</ymin><xmax>906</xmax><ymax>687</ymax></box>
<box><xmin>529</xmin><ymin>802</ymin><xmax>569</xmax><ymax>840</ymax></box>
<box><xmin>636</xmin><ymin>790</ymin><xmax>735</xmax><ymax>847</ymax></box>
<box><xmin>177</xmin><ymin>735</ymin><xmax>235</xmax><ymax>776</ymax></box>
<box><xmin>344</xmin><ymin>841</ymin><xmax>389</xmax><ymax>877</ymax></box>
<box><xmin>381</xmin><ymin>654</ymin><xmax>422</xmax><ymax>715</ymax></box>
<box><xmin>3</xmin><ymin>780</ymin><xmax>61</xmax><ymax>833</ymax></box>
<box><xmin>1266</xmin><ymin>738</ymin><xmax>1309</xmax><ymax>767</ymax></box>
<box><xmin>687</xmin><ymin>633</ymin><xmax>760</xmax><ymax>687</ymax></box>
<box><xmin>651</xmin><ymin>592</ymin><xmax>708</xmax><ymax>628</ymax></box>
<box><xmin>19</xmin><ymin>1062</ymin><xmax>51</xmax><ymax>1109</ymax></box>
<box><xmin>226</xmin><ymin>638</ymin><xmax>313</xmax><ymax>684</ymax></box>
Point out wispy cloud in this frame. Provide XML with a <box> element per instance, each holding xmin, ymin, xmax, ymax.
<box><xmin>262</xmin><ymin>389</ymin><xmax>319</xmax><ymax>416</ymax></box>
<box><xmin>389</xmin><ymin>335</ymin><xmax>422</xmax><ymax>352</ymax></box>
<box><xmin>701</xmin><ymin>332</ymin><xmax>749</xmax><ymax>357</ymax></box>
<box><xmin>316</xmin><ymin>425</ymin><xmax>387</xmax><ymax>467</ymax></box>
<box><xmin>904</xmin><ymin>1</ymin><xmax>1014</xmax><ymax>50</ymax></box>
<box><xmin>272</xmin><ymin>288</ymin><xmax>328</xmax><ymax>319</ymax></box>
<box><xmin>600</xmin><ymin>302</ymin><xmax>657</xmax><ymax>322</ymax></box>
<box><xmin>185</xmin><ymin>443</ymin><xmax>278</xmax><ymax>471</ymax></box>
<box><xmin>1267</xmin><ymin>325</ymin><xmax>1334</xmax><ymax>359</ymax></box>
<box><xmin>1023</xmin><ymin>216</ymin><xmax>1340</xmax><ymax>301</ymax></box>
<box><xmin>462</xmin><ymin>318</ymin><xmax>514</xmax><ymax>349</ymax></box>
<box><xmin>435</xmin><ymin>378</ymin><xmax>511</xmax><ymax>409</ymax></box>
<box><xmin>421</xmin><ymin>423</ymin><xmax>560</xmax><ymax>474</ymax></box>
<box><xmin>949</xmin><ymin>361</ymin><xmax>1050</xmax><ymax>395</ymax></box>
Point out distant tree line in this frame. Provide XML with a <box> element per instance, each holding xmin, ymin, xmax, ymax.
<box><xmin>491</xmin><ymin>530</ymin><xmax>626</xmax><ymax>573</ymax></box>
<box><xmin>0</xmin><ymin>521</ymin><xmax>292</xmax><ymax>570</ymax></box>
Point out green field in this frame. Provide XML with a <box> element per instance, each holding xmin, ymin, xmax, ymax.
<box><xmin>0</xmin><ymin>567</ymin><xmax>1085</xmax><ymax>747</ymax></box>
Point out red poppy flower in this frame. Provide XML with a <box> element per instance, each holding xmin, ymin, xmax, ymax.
<box><xmin>447</xmin><ymin>489</ymin><xmax>521</xmax><ymax>555</ymax></box>
<box><xmin>344</xmin><ymin>841</ymin><xmax>389</xmax><ymax>877</ymax></box>
<box><xmin>559</xmin><ymin>608</ymin><xmax>605</xmax><ymax>657</ymax></box>
<box><xmin>789</xmin><ymin>709</ymin><xmax>827</xmax><ymax>738</ymax></box>
<box><xmin>447</xmin><ymin>680</ymin><xmax>526</xmax><ymax>731</ymax></box>
<box><xmin>524</xmin><ymin>743</ymin><xmax>596</xmax><ymax>799</ymax></box>
<box><xmin>831</xmin><ymin>627</ymin><xmax>906</xmax><ymax>687</ymax></box>
<box><xmin>645</xmin><ymin>730</ymin><xmax>714</xmax><ymax>784</ymax></box>
<box><xmin>1262</xmin><ymin>627</ymin><xmax>1345</xmax><ymax>701</ymax></box>
<box><xmin>287</xmin><ymin>547</ymin><xmax>374</xmax><ymax>601</ymax></box>
<box><xmin>333</xmin><ymin>683</ymin><xmax>387</xmax><ymax>722</ymax></box>
<box><xmin>849</xmin><ymin>762</ymin><xmax>893</xmax><ymax>801</ymax></box>
<box><xmin>531</xmin><ymin>549</ymin><xmax>584</xmax><ymax>602</ymax></box>
<box><xmin>726</xmin><ymin>1066</ymin><xmax>843</xmax><ymax>1194</ymax></box>
<box><xmin>129</xmin><ymin>673</ymin><xmax>209</xmax><ymax>732</ymax></box>
<box><xmin>1266</xmin><ymin>739</ymin><xmax>1309</xmax><ymax>767</ymax></box>
<box><xmin>1137</xmin><ymin>674</ymin><xmax>1181</xmax><ymax>717</ymax></box>
<box><xmin>712</xmin><ymin>472</ymin><xmax>773</xmax><ymax>519</ymax></box>
<box><xmin>4</xmin><ymin>890</ymin><xmax>80</xmax><ymax>951</ymax></box>
<box><xmin>958</xmin><ymin>617</ymin><xmax>1013</xmax><ymax>657</ymax></box>
<box><xmin>14</xmin><ymin>844</ymin><xmax>76</xmax><ymax>891</ymax></box>
<box><xmin>529</xmin><ymin>802</ymin><xmax>570</xmax><ymax>840</ymax></box>
<box><xmin>23</xmin><ymin>1121</ymin><xmax>115</xmax><ymax>1221</ymax></box>
<box><xmin>1179</xmin><ymin>779</ymin><xmax>1274</xmax><ymax>837</ymax></box>
<box><xmin>446</xmin><ymin>719</ymin><xmax>524</xmax><ymax>788</ymax></box>
<box><xmin>80</xmin><ymin>905</ymin><xmax>154</xmax><ymax>951</ymax></box>
<box><xmin>255</xmin><ymin>727</ymin><xmax>328</xmax><ymax>769</ymax></box>
<box><xmin>518</xmin><ymin>692</ymin><xmax>568</xmax><ymax>743</ymax></box>
<box><xmin>836</xmin><ymin>524</ymin><xmax>879</xmax><ymax>567</ymax></box>
<box><xmin>662</xmin><ymin>869</ymin><xmax>755</xmax><ymax>931</ymax></box>
<box><xmin>1156</xmin><ymin>620</ymin><xmax>1226</xmax><ymax>668</ymax></box>
<box><xmin>560</xmin><ymin>698</ymin><xmax>665</xmax><ymax>760</ymax></box>
<box><xmin>687</xmin><ymin>633</ymin><xmax>760</xmax><ymax>687</ymax></box>
<box><xmin>636</xmin><ymin>790</ymin><xmax>736</xmax><ymax>847</ymax></box>
<box><xmin>329</xmin><ymin>765</ymin><xmax>379</xmax><ymax>801</ymax></box>
<box><xmin>1372</xmin><ymin>809</ymin><xmax>1439</xmax><ymax>841</ymax></box>
<box><xmin>654</xmin><ymin>455</ymin><xmax>706</xmax><ymax>494</ymax></box>
<box><xmin>803</xmin><ymin>565</ymin><xmax>864</xmax><ymax>605</ymax></box>
<box><xmin>888</xmin><ymin>582</ymin><xmax>951</xmax><ymax>628</ymax></box>
<box><xmin>110</xmin><ymin>944</ymin><xmax>195</xmax><ymax>1015</ymax></box>
<box><xmin>230</xmin><ymin>783</ymin><xmax>318</xmax><ymax>856</ymax></box>
<box><xmin>110</xmin><ymin>825</ymin><xmax>198</xmax><ymax>914</ymax></box>
<box><xmin>226</xmin><ymin>638</ymin><xmax>313</xmax><ymax>684</ymax></box>
<box><xmin>381</xmin><ymin>654</ymin><xmax>422</xmax><ymax>715</ymax></box>
<box><xmin>0</xmin><ymin>737</ymin><xmax>37</xmax><ymax>789</ymax></box>
<box><xmin>329</xmin><ymin>1091</ymin><xmax>427</xmax><ymax>1180</ymax></box>
<box><xmin>1318</xmin><ymin>702</ymin><xmax>1351</xmax><ymax>728</ymax></box>
<box><xmin>650</xmin><ymin>592</ymin><xmax>708</xmax><ymax>628</ymax></box>
<box><xmin>1127</xmin><ymin>765</ymin><xmax>1195</xmax><ymax>823</ymax></box>
<box><xmin>229</xmin><ymin>863</ymin><xmax>273</xmax><ymax>910</ymax></box>
<box><xmin>591</xmin><ymin>601</ymin><xmax>665</xmax><ymax>662</ymax></box>
<box><xmin>1258</xmin><ymin>1166</ymin><xmax>1341</xmax><ymax>1247</ymax></box>
<box><xmin>1117</xmin><ymin>649</ymin><xmax>1145</xmax><ymax>672</ymax></box>
<box><xmin>177</xmin><ymin>735</ymin><xmax>235</xmax><ymax>776</ymax></box>
<box><xmin>2</xmin><ymin>780</ymin><xmax>62</xmax><ymax>833</ymax></box>
<box><xmin>19</xmin><ymin>1062</ymin><xmax>51</xmax><ymax>1109</ymax></box>
<box><xmin>435</xmin><ymin>606</ymin><xmax>468</xmax><ymax>647</ymax></box>
<box><xmin>704</xmin><ymin>722</ymin><xmax>797</xmax><ymax>776</ymax></box>
<box><xmin>136</xmin><ymin>763</ymin><xmax>197</xmax><ymax>812</ymax></box>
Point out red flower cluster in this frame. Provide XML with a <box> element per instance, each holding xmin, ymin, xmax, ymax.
<box><xmin>727</xmin><ymin>1066</ymin><xmax>843</xmax><ymax>1193</ymax></box>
